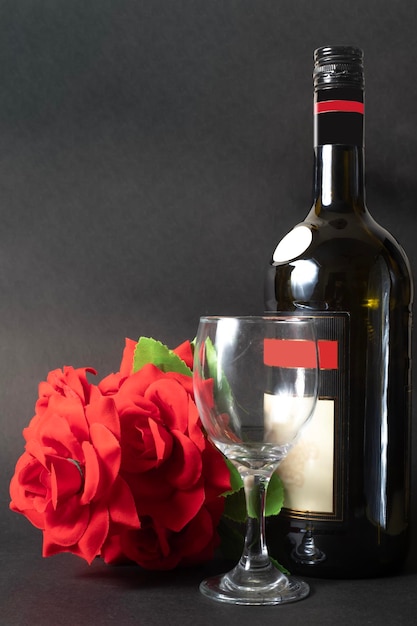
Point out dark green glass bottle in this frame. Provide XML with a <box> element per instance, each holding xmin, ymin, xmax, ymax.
<box><xmin>265</xmin><ymin>46</ymin><xmax>413</xmax><ymax>578</ymax></box>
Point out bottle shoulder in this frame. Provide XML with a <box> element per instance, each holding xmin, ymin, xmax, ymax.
<box><xmin>272</xmin><ymin>209</ymin><xmax>412</xmax><ymax>280</ymax></box>
<box><xmin>266</xmin><ymin>209</ymin><xmax>413</xmax><ymax>312</ymax></box>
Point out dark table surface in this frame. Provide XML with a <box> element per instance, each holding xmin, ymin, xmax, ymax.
<box><xmin>2</xmin><ymin>513</ymin><xmax>417</xmax><ymax>626</ymax></box>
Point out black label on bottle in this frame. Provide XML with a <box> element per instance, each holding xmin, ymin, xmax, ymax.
<box><xmin>314</xmin><ymin>88</ymin><xmax>364</xmax><ymax>146</ymax></box>
<box><xmin>277</xmin><ymin>313</ymin><xmax>349</xmax><ymax>523</ymax></box>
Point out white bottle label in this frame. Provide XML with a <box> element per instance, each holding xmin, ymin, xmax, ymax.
<box><xmin>276</xmin><ymin>313</ymin><xmax>349</xmax><ymax>522</ymax></box>
<box><xmin>278</xmin><ymin>399</ymin><xmax>335</xmax><ymax>514</ymax></box>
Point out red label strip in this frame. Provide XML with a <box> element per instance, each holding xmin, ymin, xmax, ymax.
<box><xmin>318</xmin><ymin>340</ymin><xmax>338</xmax><ymax>370</ymax></box>
<box><xmin>315</xmin><ymin>100</ymin><xmax>364</xmax><ymax>115</ymax></box>
<box><xmin>264</xmin><ymin>339</ymin><xmax>338</xmax><ymax>370</ymax></box>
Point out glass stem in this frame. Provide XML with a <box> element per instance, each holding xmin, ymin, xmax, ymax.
<box><xmin>240</xmin><ymin>472</ymin><xmax>272</xmax><ymax>571</ymax></box>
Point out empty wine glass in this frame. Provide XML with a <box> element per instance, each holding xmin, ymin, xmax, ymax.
<box><xmin>193</xmin><ymin>315</ymin><xmax>319</xmax><ymax>605</ymax></box>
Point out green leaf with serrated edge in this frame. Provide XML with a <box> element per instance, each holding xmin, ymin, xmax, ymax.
<box><xmin>132</xmin><ymin>337</ymin><xmax>192</xmax><ymax>376</ymax></box>
<box><xmin>224</xmin><ymin>469</ymin><xmax>284</xmax><ymax>522</ymax></box>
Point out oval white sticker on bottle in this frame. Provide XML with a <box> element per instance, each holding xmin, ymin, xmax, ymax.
<box><xmin>272</xmin><ymin>225</ymin><xmax>313</xmax><ymax>263</ymax></box>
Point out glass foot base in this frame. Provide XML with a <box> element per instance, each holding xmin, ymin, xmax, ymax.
<box><xmin>199</xmin><ymin>569</ymin><xmax>310</xmax><ymax>606</ymax></box>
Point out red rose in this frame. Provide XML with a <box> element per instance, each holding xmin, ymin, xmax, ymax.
<box><xmin>109</xmin><ymin>498</ymin><xmax>224</xmax><ymax>570</ymax></box>
<box><xmin>10</xmin><ymin>338</ymin><xmax>232</xmax><ymax>571</ymax></box>
<box><xmin>100</xmin><ymin>364</ymin><xmax>230</xmax><ymax>530</ymax></box>
<box><xmin>35</xmin><ymin>366</ymin><xmax>95</xmax><ymax>415</ymax></box>
<box><xmin>24</xmin><ymin>366</ymin><xmax>95</xmax><ymax>438</ymax></box>
<box><xmin>97</xmin><ymin>343</ymin><xmax>231</xmax><ymax>568</ymax></box>
<box><xmin>10</xmin><ymin>376</ymin><xmax>140</xmax><ymax>564</ymax></box>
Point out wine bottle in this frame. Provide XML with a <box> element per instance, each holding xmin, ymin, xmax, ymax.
<box><xmin>265</xmin><ymin>46</ymin><xmax>413</xmax><ymax>578</ymax></box>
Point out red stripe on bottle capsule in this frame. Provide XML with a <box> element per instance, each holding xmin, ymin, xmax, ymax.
<box><xmin>315</xmin><ymin>100</ymin><xmax>364</xmax><ymax>114</ymax></box>
<box><xmin>264</xmin><ymin>339</ymin><xmax>338</xmax><ymax>370</ymax></box>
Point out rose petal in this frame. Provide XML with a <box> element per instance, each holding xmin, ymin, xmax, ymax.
<box><xmin>100</xmin><ymin>533</ymin><xmax>128</xmax><ymax>564</ymax></box>
<box><xmin>85</xmin><ymin>396</ymin><xmax>120</xmax><ymax>440</ymax></box>
<box><xmin>127</xmin><ymin>468</ymin><xmax>173</xmax><ymax>507</ymax></box>
<box><xmin>88</xmin><ymin>423</ymin><xmax>121</xmax><ymax>498</ymax></box>
<box><xmin>35</xmin><ymin>366</ymin><xmax>95</xmax><ymax>416</ymax></box>
<box><xmin>13</xmin><ymin>451</ymin><xmax>49</xmax><ymax>497</ymax></box>
<box><xmin>50</xmin><ymin>456</ymin><xmax>84</xmax><ymax>508</ymax></box>
<box><xmin>80</xmin><ymin>441</ymin><xmax>100</xmax><ymax>504</ymax></box>
<box><xmin>186</xmin><ymin>397</ymin><xmax>205</xmax><ymax>451</ymax></box>
<box><xmin>108</xmin><ymin>476</ymin><xmax>140</xmax><ymax>529</ymax></box>
<box><xmin>145</xmin><ymin>379</ymin><xmax>189</xmax><ymax>433</ymax></box>
<box><xmin>148</xmin><ymin>417</ymin><xmax>173</xmax><ymax>466</ymax></box>
<box><xmin>26</xmin><ymin>421</ymin><xmax>82</xmax><ymax>467</ymax></box>
<box><xmin>165</xmin><ymin>430</ymin><xmax>202</xmax><ymax>490</ymax></box>
<box><xmin>122</xmin><ymin>524</ymin><xmax>181</xmax><ymax>570</ymax></box>
<box><xmin>43</xmin><ymin>501</ymin><xmax>110</xmax><ymax>564</ymax></box>
<box><xmin>43</xmin><ymin>395</ymin><xmax>89</xmax><ymax>443</ymax></box>
<box><xmin>201</xmin><ymin>441</ymin><xmax>232</xmax><ymax>498</ymax></box>
<box><xmin>173</xmin><ymin>340</ymin><xmax>194</xmax><ymax>369</ymax></box>
<box><xmin>16</xmin><ymin>506</ymin><xmax>45</xmax><ymax>529</ymax></box>
<box><xmin>171</xmin><ymin>506</ymin><xmax>216</xmax><ymax>559</ymax></box>
<box><xmin>112</xmin><ymin>368</ymin><xmax>162</xmax><ymax>412</ymax></box>
<box><xmin>136</xmin><ymin>479</ymin><xmax>205</xmax><ymax>532</ymax></box>
<box><xmin>9</xmin><ymin>454</ymin><xmax>48</xmax><ymax>527</ymax></box>
<box><xmin>165</xmin><ymin>486</ymin><xmax>205</xmax><ymax>531</ymax></box>
<box><xmin>115</xmin><ymin>390</ymin><xmax>159</xmax><ymax>422</ymax></box>
<box><xmin>45</xmin><ymin>496</ymin><xmax>89</xmax><ymax>546</ymax></box>
<box><xmin>119</xmin><ymin>338</ymin><xmax>137</xmax><ymax>376</ymax></box>
<box><xmin>165</xmin><ymin>371</ymin><xmax>194</xmax><ymax>397</ymax></box>
<box><xmin>118</xmin><ymin>364</ymin><xmax>164</xmax><ymax>397</ymax></box>
<box><xmin>75</xmin><ymin>501</ymin><xmax>110</xmax><ymax>563</ymax></box>
<box><xmin>97</xmin><ymin>372</ymin><xmax>126</xmax><ymax>396</ymax></box>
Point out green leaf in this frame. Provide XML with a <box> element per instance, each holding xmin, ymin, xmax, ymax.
<box><xmin>132</xmin><ymin>337</ymin><xmax>192</xmax><ymax>376</ymax></box>
<box><xmin>247</xmin><ymin>472</ymin><xmax>285</xmax><ymax>518</ymax></box>
<box><xmin>223</xmin><ymin>468</ymin><xmax>284</xmax><ymax>522</ymax></box>
<box><xmin>223</xmin><ymin>469</ymin><xmax>284</xmax><ymax>522</ymax></box>
<box><xmin>270</xmin><ymin>556</ymin><xmax>290</xmax><ymax>575</ymax></box>
<box><xmin>265</xmin><ymin>472</ymin><xmax>285</xmax><ymax>517</ymax></box>
<box><xmin>222</xmin><ymin>460</ymin><xmax>245</xmax><ymax>522</ymax></box>
<box><xmin>223</xmin><ymin>458</ymin><xmax>243</xmax><ymax>495</ymax></box>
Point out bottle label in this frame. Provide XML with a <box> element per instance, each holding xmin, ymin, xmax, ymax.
<box><xmin>277</xmin><ymin>313</ymin><xmax>349</xmax><ymax>522</ymax></box>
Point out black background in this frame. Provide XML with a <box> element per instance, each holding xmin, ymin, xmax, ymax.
<box><xmin>2</xmin><ymin>2</ymin><xmax>417</xmax><ymax>623</ymax></box>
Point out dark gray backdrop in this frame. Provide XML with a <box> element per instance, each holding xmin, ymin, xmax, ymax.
<box><xmin>1</xmin><ymin>0</ymin><xmax>417</xmax><ymax>556</ymax></box>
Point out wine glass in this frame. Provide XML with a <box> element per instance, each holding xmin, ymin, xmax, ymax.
<box><xmin>193</xmin><ymin>315</ymin><xmax>319</xmax><ymax>605</ymax></box>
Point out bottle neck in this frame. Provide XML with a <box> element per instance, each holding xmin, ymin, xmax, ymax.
<box><xmin>313</xmin><ymin>144</ymin><xmax>366</xmax><ymax>212</ymax></box>
<box><xmin>313</xmin><ymin>88</ymin><xmax>366</xmax><ymax>214</ymax></box>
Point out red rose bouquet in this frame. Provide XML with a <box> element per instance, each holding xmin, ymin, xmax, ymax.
<box><xmin>10</xmin><ymin>337</ymin><xmax>283</xmax><ymax>570</ymax></box>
